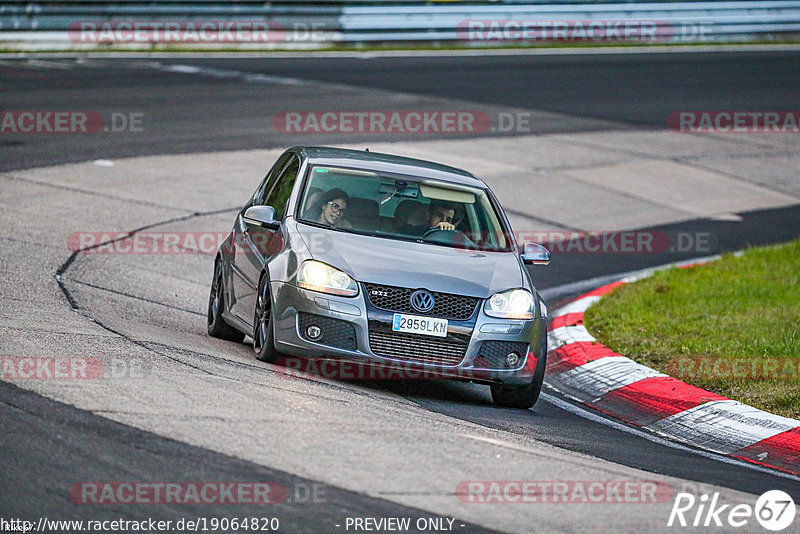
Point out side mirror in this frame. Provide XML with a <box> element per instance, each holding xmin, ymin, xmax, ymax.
<box><xmin>243</xmin><ymin>205</ymin><xmax>280</xmax><ymax>231</ymax></box>
<box><xmin>521</xmin><ymin>242</ymin><xmax>550</xmax><ymax>265</ymax></box>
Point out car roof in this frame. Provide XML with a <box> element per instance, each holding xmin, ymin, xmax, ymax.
<box><xmin>294</xmin><ymin>146</ymin><xmax>487</xmax><ymax>188</ymax></box>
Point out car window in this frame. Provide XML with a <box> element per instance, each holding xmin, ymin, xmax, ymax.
<box><xmin>297</xmin><ymin>165</ymin><xmax>511</xmax><ymax>251</ymax></box>
<box><xmin>264</xmin><ymin>156</ymin><xmax>300</xmax><ymax>220</ymax></box>
<box><xmin>253</xmin><ymin>152</ymin><xmax>293</xmax><ymax>205</ymax></box>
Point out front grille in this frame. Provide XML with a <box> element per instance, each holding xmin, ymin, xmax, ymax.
<box><xmin>473</xmin><ymin>341</ymin><xmax>529</xmax><ymax>369</ymax></box>
<box><xmin>364</xmin><ymin>283</ymin><xmax>479</xmax><ymax>321</ymax></box>
<box><xmin>368</xmin><ymin>330</ymin><xmax>467</xmax><ymax>366</ymax></box>
<box><xmin>298</xmin><ymin>313</ymin><xmax>357</xmax><ymax>351</ymax></box>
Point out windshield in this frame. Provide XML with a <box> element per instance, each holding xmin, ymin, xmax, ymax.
<box><xmin>297</xmin><ymin>165</ymin><xmax>512</xmax><ymax>252</ymax></box>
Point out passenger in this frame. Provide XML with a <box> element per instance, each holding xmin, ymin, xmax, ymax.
<box><xmin>397</xmin><ymin>201</ymin><xmax>456</xmax><ymax>236</ymax></box>
<box><xmin>316</xmin><ymin>188</ymin><xmax>350</xmax><ymax>227</ymax></box>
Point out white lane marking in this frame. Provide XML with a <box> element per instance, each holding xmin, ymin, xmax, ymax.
<box><xmin>0</xmin><ymin>58</ymin><xmax>70</xmax><ymax>70</ymax></box>
<box><xmin>547</xmin><ymin>324</ymin><xmax>596</xmax><ymax>348</ymax></box>
<box><xmin>540</xmin><ymin>392</ymin><xmax>800</xmax><ymax>483</ymax></box>
<box><xmin>552</xmin><ymin>356</ymin><xmax>666</xmax><ymax>397</ymax></box>
<box><xmin>646</xmin><ymin>400</ymin><xmax>800</xmax><ymax>455</ymax></box>
<box><xmin>22</xmin><ymin>59</ymin><xmax>76</xmax><ymax>70</ymax></box>
<box><xmin>158</xmin><ymin>63</ymin><xmax>312</xmax><ymax>87</ymax></box>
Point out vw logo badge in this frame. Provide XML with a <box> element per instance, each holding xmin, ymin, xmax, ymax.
<box><xmin>410</xmin><ymin>289</ymin><xmax>435</xmax><ymax>313</ymax></box>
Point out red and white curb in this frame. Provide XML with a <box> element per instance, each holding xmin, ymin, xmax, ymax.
<box><xmin>545</xmin><ymin>276</ymin><xmax>800</xmax><ymax>477</ymax></box>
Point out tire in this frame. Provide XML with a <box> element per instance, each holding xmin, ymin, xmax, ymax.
<box><xmin>207</xmin><ymin>259</ymin><xmax>246</xmax><ymax>343</ymax></box>
<box><xmin>253</xmin><ymin>274</ymin><xmax>280</xmax><ymax>363</ymax></box>
<box><xmin>490</xmin><ymin>342</ymin><xmax>547</xmax><ymax>409</ymax></box>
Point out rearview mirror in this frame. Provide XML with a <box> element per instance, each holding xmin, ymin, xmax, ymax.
<box><xmin>521</xmin><ymin>242</ymin><xmax>550</xmax><ymax>265</ymax></box>
<box><xmin>243</xmin><ymin>205</ymin><xmax>280</xmax><ymax>230</ymax></box>
<box><xmin>379</xmin><ymin>183</ymin><xmax>419</xmax><ymax>198</ymax></box>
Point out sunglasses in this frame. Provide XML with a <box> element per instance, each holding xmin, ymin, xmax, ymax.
<box><xmin>327</xmin><ymin>201</ymin><xmax>347</xmax><ymax>213</ymax></box>
<box><xmin>434</xmin><ymin>211</ymin><xmax>454</xmax><ymax>223</ymax></box>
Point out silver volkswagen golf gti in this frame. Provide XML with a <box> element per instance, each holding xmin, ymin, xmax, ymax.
<box><xmin>208</xmin><ymin>147</ymin><xmax>551</xmax><ymax>408</ymax></box>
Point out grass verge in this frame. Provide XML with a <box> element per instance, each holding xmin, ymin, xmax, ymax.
<box><xmin>583</xmin><ymin>238</ymin><xmax>800</xmax><ymax>419</ymax></box>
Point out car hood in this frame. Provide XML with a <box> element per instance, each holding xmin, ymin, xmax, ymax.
<box><xmin>296</xmin><ymin>223</ymin><xmax>524</xmax><ymax>297</ymax></box>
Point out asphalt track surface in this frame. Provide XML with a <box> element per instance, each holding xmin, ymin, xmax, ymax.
<box><xmin>3</xmin><ymin>50</ymin><xmax>800</xmax><ymax>171</ymax></box>
<box><xmin>2</xmin><ymin>50</ymin><xmax>800</xmax><ymax>532</ymax></box>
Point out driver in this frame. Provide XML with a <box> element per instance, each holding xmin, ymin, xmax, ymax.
<box><xmin>398</xmin><ymin>201</ymin><xmax>456</xmax><ymax>236</ymax></box>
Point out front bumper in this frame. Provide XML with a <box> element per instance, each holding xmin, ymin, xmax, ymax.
<box><xmin>269</xmin><ymin>281</ymin><xmax>546</xmax><ymax>386</ymax></box>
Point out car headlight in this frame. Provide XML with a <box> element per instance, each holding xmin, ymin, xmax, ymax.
<box><xmin>297</xmin><ymin>260</ymin><xmax>358</xmax><ymax>297</ymax></box>
<box><xmin>484</xmin><ymin>289</ymin><xmax>535</xmax><ymax>320</ymax></box>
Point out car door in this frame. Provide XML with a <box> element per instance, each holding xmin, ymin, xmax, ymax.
<box><xmin>230</xmin><ymin>154</ymin><xmax>300</xmax><ymax>325</ymax></box>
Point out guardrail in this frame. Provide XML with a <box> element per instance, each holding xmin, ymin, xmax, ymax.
<box><xmin>1</xmin><ymin>1</ymin><xmax>799</xmax><ymax>45</ymax></box>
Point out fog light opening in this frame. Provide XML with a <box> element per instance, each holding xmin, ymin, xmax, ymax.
<box><xmin>506</xmin><ymin>352</ymin><xmax>520</xmax><ymax>367</ymax></box>
<box><xmin>306</xmin><ymin>325</ymin><xmax>322</xmax><ymax>340</ymax></box>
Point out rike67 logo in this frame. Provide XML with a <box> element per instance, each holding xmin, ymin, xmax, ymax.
<box><xmin>668</xmin><ymin>490</ymin><xmax>796</xmax><ymax>531</ymax></box>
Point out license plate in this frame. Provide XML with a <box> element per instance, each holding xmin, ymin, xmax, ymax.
<box><xmin>392</xmin><ymin>313</ymin><xmax>448</xmax><ymax>337</ymax></box>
